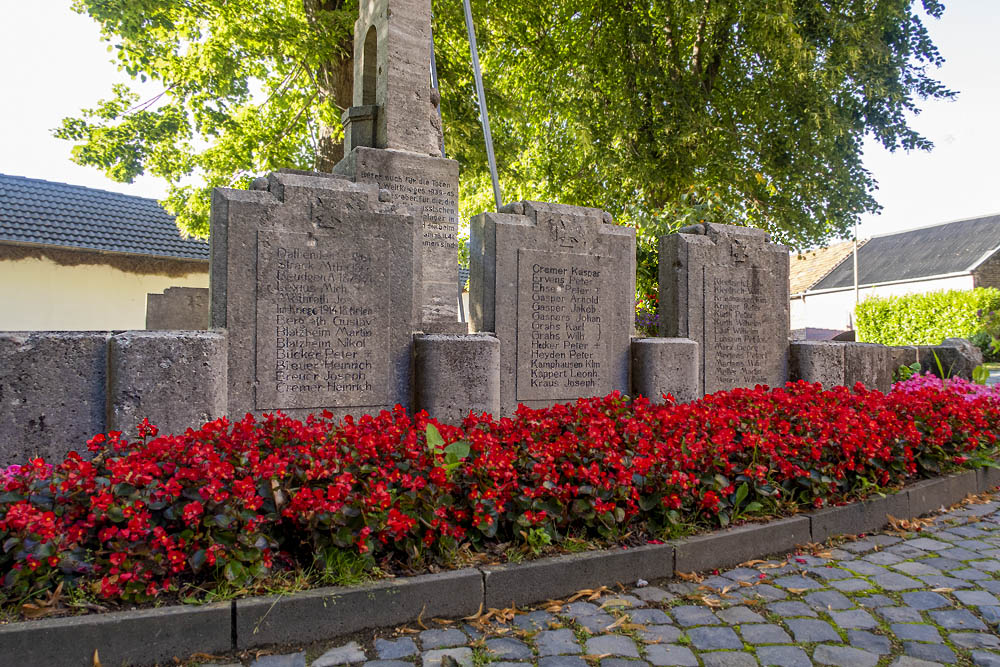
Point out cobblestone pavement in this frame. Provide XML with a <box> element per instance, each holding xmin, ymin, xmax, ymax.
<box><xmin>226</xmin><ymin>494</ymin><xmax>1000</xmax><ymax>667</ymax></box>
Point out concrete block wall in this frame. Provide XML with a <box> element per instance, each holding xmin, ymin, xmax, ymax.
<box><xmin>0</xmin><ymin>331</ymin><xmax>227</xmax><ymax>466</ymax></box>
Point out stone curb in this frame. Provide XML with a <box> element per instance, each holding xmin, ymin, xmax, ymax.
<box><xmin>0</xmin><ymin>601</ymin><xmax>232</xmax><ymax>667</ymax></box>
<box><xmin>482</xmin><ymin>543</ymin><xmax>674</xmax><ymax>609</ymax></box>
<box><xmin>236</xmin><ymin>569</ymin><xmax>483</xmax><ymax>650</ymax></box>
<box><xmin>1</xmin><ymin>468</ymin><xmax>994</xmax><ymax>665</ymax></box>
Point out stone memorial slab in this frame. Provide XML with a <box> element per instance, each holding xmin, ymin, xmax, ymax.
<box><xmin>470</xmin><ymin>201</ymin><xmax>635</xmax><ymax>413</ymax></box>
<box><xmin>659</xmin><ymin>223</ymin><xmax>788</xmax><ymax>394</ymax></box>
<box><xmin>146</xmin><ymin>286</ymin><xmax>209</xmax><ymax>330</ymax></box>
<box><xmin>211</xmin><ymin>170</ymin><xmax>420</xmax><ymax>419</ymax></box>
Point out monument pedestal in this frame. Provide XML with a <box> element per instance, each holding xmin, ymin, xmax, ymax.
<box><xmin>335</xmin><ymin>146</ymin><xmax>464</xmax><ymax>332</ymax></box>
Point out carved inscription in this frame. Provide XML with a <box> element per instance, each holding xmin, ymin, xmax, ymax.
<box><xmin>358</xmin><ymin>169</ymin><xmax>459</xmax><ymax>253</ymax></box>
<box><xmin>516</xmin><ymin>249</ymin><xmax>609</xmax><ymax>401</ymax></box>
<box><xmin>255</xmin><ymin>230</ymin><xmax>389</xmax><ymax>409</ymax></box>
<box><xmin>708</xmin><ymin>273</ymin><xmax>766</xmax><ymax>388</ymax></box>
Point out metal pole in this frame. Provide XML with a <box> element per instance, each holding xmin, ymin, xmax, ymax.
<box><xmin>429</xmin><ymin>20</ymin><xmax>447</xmax><ymax>159</ymax></box>
<box><xmin>853</xmin><ymin>220</ymin><xmax>860</xmax><ymax>306</ymax></box>
<box><xmin>462</xmin><ymin>0</ymin><xmax>503</xmax><ymax>211</ymax></box>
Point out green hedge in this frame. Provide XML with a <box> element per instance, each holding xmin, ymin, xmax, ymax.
<box><xmin>855</xmin><ymin>287</ymin><xmax>1000</xmax><ymax>346</ymax></box>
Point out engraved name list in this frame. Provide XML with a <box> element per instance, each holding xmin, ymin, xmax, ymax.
<box><xmin>256</xmin><ymin>231</ymin><xmax>389</xmax><ymax>410</ymax></box>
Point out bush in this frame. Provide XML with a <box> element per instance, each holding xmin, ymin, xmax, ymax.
<box><xmin>855</xmin><ymin>287</ymin><xmax>1000</xmax><ymax>345</ymax></box>
<box><xmin>2</xmin><ymin>383</ymin><xmax>999</xmax><ymax>610</ymax></box>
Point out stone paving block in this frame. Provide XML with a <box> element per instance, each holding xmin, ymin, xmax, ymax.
<box><xmin>639</xmin><ymin>625</ymin><xmax>682</xmax><ymax>644</ymax></box>
<box><xmin>891</xmin><ymin>623</ymin><xmax>943</xmax><ymax>643</ymax></box>
<box><xmin>929</xmin><ymin>608</ymin><xmax>988</xmax><ymax>630</ymax></box>
<box><xmin>739</xmin><ymin>623</ymin><xmax>791</xmax><ymax>644</ymax></box>
<box><xmin>872</xmin><ymin>571</ymin><xmax>923</xmax><ymax>590</ymax></box>
<box><xmin>237</xmin><ymin>569</ymin><xmax>482</xmax><ymax>649</ymax></box>
<box><xmin>363</xmin><ymin>662</ymin><xmax>411</xmax><ymax>667</ymax></box>
<box><xmin>829</xmin><ymin>578</ymin><xmax>874</xmax><ymax>592</ymax></box>
<box><xmin>901</xmin><ymin>591</ymin><xmax>952</xmax><ymax>610</ymax></box>
<box><xmin>716</xmin><ymin>606</ymin><xmax>766</xmax><ymax>624</ymax></box>
<box><xmin>421</xmin><ymin>629</ymin><xmax>469</xmax><ymax>650</ymax></box>
<box><xmin>804</xmin><ymin>590</ymin><xmax>853</xmax><ymax>610</ymax></box>
<box><xmin>575</xmin><ymin>613</ymin><xmax>617</xmax><ymax>633</ymax></box>
<box><xmin>482</xmin><ymin>544</ymin><xmax>673</xmax><ymax>608</ymax></box>
<box><xmin>785</xmin><ymin>618</ymin><xmax>841</xmax><ymax>643</ymax></box>
<box><xmin>955</xmin><ymin>590</ymin><xmax>1000</xmax><ymax>606</ymax></box>
<box><xmin>686</xmin><ymin>625</ymin><xmax>743</xmax><ymax>650</ymax></box>
<box><xmin>539</xmin><ymin>658</ymin><xmax>589</xmax><ymax>667</ymax></box>
<box><xmin>673</xmin><ymin>516</ymin><xmax>810</xmax><ymax>572</ymax></box>
<box><xmin>601</xmin><ymin>660</ymin><xmax>649</xmax><ymax>667</ymax></box>
<box><xmin>951</xmin><ymin>567</ymin><xmax>991</xmax><ymax>580</ymax></box>
<box><xmin>856</xmin><ymin>594</ymin><xmax>895</xmax><ymax>607</ymax></box>
<box><xmin>840</xmin><ymin>559</ymin><xmax>889</xmax><ymax>576</ymax></box>
<box><xmin>767</xmin><ymin>601</ymin><xmax>817</xmax><ymax>618</ymax></box>
<box><xmin>829</xmin><ymin>609</ymin><xmax>877</xmax><ymax>629</ymax></box>
<box><xmin>887</xmin><ymin>544</ymin><xmax>931</xmax><ymax>559</ymax></box>
<box><xmin>699</xmin><ymin>652</ymin><xmax>758</xmax><ymax>667</ymax></box>
<box><xmin>812</xmin><ymin>644</ymin><xmax>879</xmax><ymax>667</ymax></box>
<box><xmin>512</xmin><ymin>610</ymin><xmax>556</xmax><ymax>631</ymax></box>
<box><xmin>632</xmin><ymin>586</ymin><xmax>672</xmax><ymax>603</ymax></box>
<box><xmin>772</xmin><ymin>574</ymin><xmax>825</xmax><ymax>590</ymax></box>
<box><xmin>251</xmin><ymin>654</ymin><xmax>307</xmax><ymax>667</ymax></box>
<box><xmin>748</xmin><ymin>584</ymin><xmax>789</xmax><ymax>601</ymax></box>
<box><xmin>893</xmin><ymin>561</ymin><xmax>943</xmax><ymax>576</ymax></box>
<box><xmin>643</xmin><ymin>645</ymin><xmax>698</xmax><ymax>667</ymax></box>
<box><xmin>314</xmin><ymin>642</ymin><xmax>367</xmax><ymax>666</ymax></box>
<box><xmin>486</xmin><ymin>638</ymin><xmax>533</xmax><ymax>660</ymax></box>
<box><xmin>811</xmin><ymin>566</ymin><xmax>854</xmax><ymax>580</ymax></box>
<box><xmin>756</xmin><ymin>645</ymin><xmax>811</xmax><ymax>667</ymax></box>
<box><xmin>670</xmin><ymin>605</ymin><xmax>719</xmax><ymax>626</ymax></box>
<box><xmin>375</xmin><ymin>638</ymin><xmax>418</xmax><ymax>660</ymax></box>
<box><xmin>536</xmin><ymin>629</ymin><xmax>581</xmax><ymax>656</ymax></box>
<box><xmin>585</xmin><ymin>634</ymin><xmax>640</xmax><ymax>658</ymax></box>
<box><xmin>981</xmin><ymin>606</ymin><xmax>1000</xmax><ymax>624</ymax></box>
<box><xmin>951</xmin><ymin>632</ymin><xmax>1000</xmax><ymax>649</ymax></box>
<box><xmin>906</xmin><ymin>538</ymin><xmax>952</xmax><ymax>551</ymax></box>
<box><xmin>940</xmin><ymin>547</ymin><xmax>982</xmax><ymax>561</ymax></box>
<box><xmin>628</xmin><ymin>609</ymin><xmax>671</xmax><ymax>625</ymax></box>
<box><xmin>918</xmin><ymin>574</ymin><xmax>974</xmax><ymax>589</ymax></box>
<box><xmin>902</xmin><ymin>641</ymin><xmax>957</xmax><ymax>663</ymax></box>
<box><xmin>969</xmin><ymin>559</ymin><xmax>1000</xmax><ymax>572</ymax></box>
<box><xmin>878</xmin><ymin>606</ymin><xmax>925</xmax><ymax>623</ymax></box>
<box><xmin>863</xmin><ymin>550</ymin><xmax>904</xmax><ymax>565</ymax></box>
<box><xmin>848</xmin><ymin>630</ymin><xmax>892</xmax><ymax>655</ymax></box>
<box><xmin>972</xmin><ymin>650</ymin><xmax>1000</xmax><ymax>666</ymax></box>
<box><xmin>423</xmin><ymin>647</ymin><xmax>473</xmax><ymax>667</ymax></box>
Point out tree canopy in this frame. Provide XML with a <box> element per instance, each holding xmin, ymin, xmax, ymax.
<box><xmin>59</xmin><ymin>0</ymin><xmax>954</xmax><ymax>258</ymax></box>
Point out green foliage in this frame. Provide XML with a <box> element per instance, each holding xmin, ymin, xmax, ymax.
<box><xmin>855</xmin><ymin>288</ymin><xmax>1000</xmax><ymax>346</ymax></box>
<box><xmin>976</xmin><ymin>306</ymin><xmax>1000</xmax><ymax>362</ymax></box>
<box><xmin>895</xmin><ymin>361</ymin><xmax>922</xmax><ymax>382</ymax></box>
<box><xmin>61</xmin><ymin>0</ymin><xmax>954</xmax><ymax>250</ymax></box>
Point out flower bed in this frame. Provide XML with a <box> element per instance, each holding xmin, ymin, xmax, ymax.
<box><xmin>2</xmin><ymin>377</ymin><xmax>999</xmax><ymax>613</ymax></box>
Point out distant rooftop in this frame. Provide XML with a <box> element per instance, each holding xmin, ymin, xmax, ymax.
<box><xmin>790</xmin><ymin>240</ymin><xmax>859</xmax><ymax>295</ymax></box>
<box><xmin>811</xmin><ymin>213</ymin><xmax>1000</xmax><ymax>291</ymax></box>
<box><xmin>0</xmin><ymin>174</ymin><xmax>208</xmax><ymax>261</ymax></box>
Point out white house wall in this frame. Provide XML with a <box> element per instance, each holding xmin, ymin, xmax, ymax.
<box><xmin>0</xmin><ymin>254</ymin><xmax>208</xmax><ymax>330</ymax></box>
<box><xmin>791</xmin><ymin>275</ymin><xmax>975</xmax><ymax>331</ymax></box>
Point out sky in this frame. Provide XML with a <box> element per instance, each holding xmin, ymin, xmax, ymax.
<box><xmin>1</xmin><ymin>2</ymin><xmax>998</xmax><ymax>243</ymax></box>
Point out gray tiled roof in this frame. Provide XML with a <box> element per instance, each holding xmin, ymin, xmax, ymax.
<box><xmin>813</xmin><ymin>214</ymin><xmax>1000</xmax><ymax>291</ymax></box>
<box><xmin>0</xmin><ymin>174</ymin><xmax>208</xmax><ymax>261</ymax></box>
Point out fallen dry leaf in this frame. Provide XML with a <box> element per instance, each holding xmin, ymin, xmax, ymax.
<box><xmin>463</xmin><ymin>602</ymin><xmax>484</xmax><ymax>621</ymax></box>
<box><xmin>677</xmin><ymin>571</ymin><xmax>704</xmax><ymax>583</ymax></box>
<box><xmin>93</xmin><ymin>650</ymin><xmax>102</xmax><ymax>667</ymax></box>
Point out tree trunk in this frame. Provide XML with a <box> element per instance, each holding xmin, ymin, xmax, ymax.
<box><xmin>304</xmin><ymin>0</ymin><xmax>356</xmax><ymax>171</ymax></box>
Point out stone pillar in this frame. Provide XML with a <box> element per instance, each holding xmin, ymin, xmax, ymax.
<box><xmin>0</xmin><ymin>332</ymin><xmax>110</xmax><ymax>464</ymax></box>
<box><xmin>469</xmin><ymin>201</ymin><xmax>636</xmax><ymax>414</ymax></box>
<box><xmin>414</xmin><ymin>334</ymin><xmax>500</xmax><ymax>422</ymax></box>
<box><xmin>108</xmin><ymin>331</ymin><xmax>228</xmax><ymax>437</ymax></box>
<box><xmin>790</xmin><ymin>341</ymin><xmax>893</xmax><ymax>392</ymax></box>
<box><xmin>631</xmin><ymin>338</ymin><xmax>699</xmax><ymax>404</ymax></box>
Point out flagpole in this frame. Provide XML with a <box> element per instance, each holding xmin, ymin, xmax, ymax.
<box><xmin>462</xmin><ymin>0</ymin><xmax>503</xmax><ymax>211</ymax></box>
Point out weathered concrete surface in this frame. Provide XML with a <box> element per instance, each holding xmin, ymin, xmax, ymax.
<box><xmin>414</xmin><ymin>334</ymin><xmax>500</xmax><ymax>422</ymax></box>
<box><xmin>470</xmin><ymin>201</ymin><xmax>635</xmax><ymax>414</ymax></box>
<box><xmin>919</xmin><ymin>338</ymin><xmax>984</xmax><ymax>380</ymax></box>
<box><xmin>809</xmin><ymin>492</ymin><xmax>910</xmax><ymax>542</ymax></box>
<box><xmin>108</xmin><ymin>331</ymin><xmax>227</xmax><ymax>437</ymax></box>
<box><xmin>482</xmin><ymin>544</ymin><xmax>674</xmax><ymax>609</ymax></box>
<box><xmin>0</xmin><ymin>602</ymin><xmax>232</xmax><ymax>667</ymax></box>
<box><xmin>236</xmin><ymin>569</ymin><xmax>482</xmax><ymax>650</ymax></box>
<box><xmin>631</xmin><ymin>338</ymin><xmax>699</xmax><ymax>404</ymax></box>
<box><xmin>659</xmin><ymin>223</ymin><xmax>789</xmax><ymax>395</ymax></box>
<box><xmin>674</xmin><ymin>516</ymin><xmax>811</xmax><ymax>573</ymax></box>
<box><xmin>790</xmin><ymin>341</ymin><xmax>892</xmax><ymax>391</ymax></box>
<box><xmin>211</xmin><ymin>170</ymin><xmax>421</xmax><ymax>421</ymax></box>
<box><xmin>0</xmin><ymin>331</ymin><xmax>109</xmax><ymax>464</ymax></box>
<box><xmin>145</xmin><ymin>286</ymin><xmax>209</xmax><ymax>330</ymax></box>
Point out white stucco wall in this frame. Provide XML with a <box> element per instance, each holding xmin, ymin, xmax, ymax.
<box><xmin>0</xmin><ymin>254</ymin><xmax>209</xmax><ymax>331</ymax></box>
<box><xmin>791</xmin><ymin>275</ymin><xmax>975</xmax><ymax>331</ymax></box>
